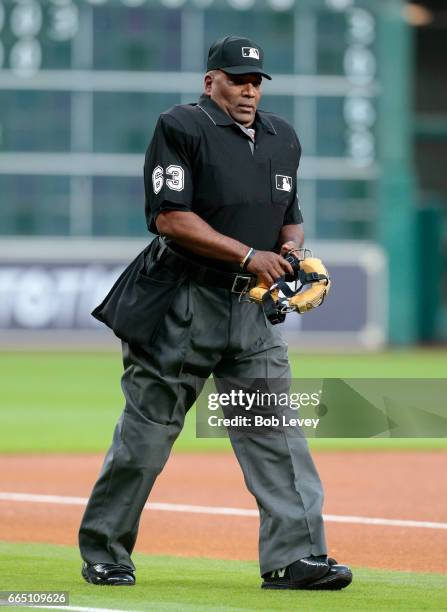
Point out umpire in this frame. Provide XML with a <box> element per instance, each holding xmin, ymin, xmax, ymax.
<box><xmin>79</xmin><ymin>35</ymin><xmax>352</xmax><ymax>591</ymax></box>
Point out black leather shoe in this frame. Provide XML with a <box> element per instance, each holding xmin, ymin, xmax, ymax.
<box><xmin>261</xmin><ymin>555</ymin><xmax>329</xmax><ymax>589</ymax></box>
<box><xmin>303</xmin><ymin>557</ymin><xmax>352</xmax><ymax>590</ymax></box>
<box><xmin>81</xmin><ymin>562</ymin><xmax>135</xmax><ymax>586</ymax></box>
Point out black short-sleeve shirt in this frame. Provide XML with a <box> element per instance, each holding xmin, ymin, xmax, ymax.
<box><xmin>144</xmin><ymin>94</ymin><xmax>303</xmax><ymax>260</ymax></box>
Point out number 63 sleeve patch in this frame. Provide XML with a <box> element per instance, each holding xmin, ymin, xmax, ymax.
<box><xmin>152</xmin><ymin>164</ymin><xmax>185</xmax><ymax>194</ymax></box>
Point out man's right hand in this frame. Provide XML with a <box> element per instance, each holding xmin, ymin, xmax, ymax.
<box><xmin>246</xmin><ymin>251</ymin><xmax>294</xmax><ymax>287</ymax></box>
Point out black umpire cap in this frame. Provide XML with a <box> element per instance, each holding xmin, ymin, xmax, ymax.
<box><xmin>206</xmin><ymin>35</ymin><xmax>272</xmax><ymax>80</ymax></box>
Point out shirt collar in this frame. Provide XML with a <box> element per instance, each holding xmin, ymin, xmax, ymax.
<box><xmin>197</xmin><ymin>94</ymin><xmax>276</xmax><ymax>135</ymax></box>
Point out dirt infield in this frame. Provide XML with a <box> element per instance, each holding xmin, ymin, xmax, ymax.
<box><xmin>0</xmin><ymin>451</ymin><xmax>446</xmax><ymax>574</ymax></box>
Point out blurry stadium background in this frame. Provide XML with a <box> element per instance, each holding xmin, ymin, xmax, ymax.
<box><xmin>0</xmin><ymin>0</ymin><xmax>445</xmax><ymax>349</ymax></box>
<box><xmin>1</xmin><ymin>3</ymin><xmax>447</xmax><ymax>608</ymax></box>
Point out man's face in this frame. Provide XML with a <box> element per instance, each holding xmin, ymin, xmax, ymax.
<box><xmin>204</xmin><ymin>70</ymin><xmax>262</xmax><ymax>128</ymax></box>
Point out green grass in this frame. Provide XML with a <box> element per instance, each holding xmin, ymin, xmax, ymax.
<box><xmin>0</xmin><ymin>541</ymin><xmax>445</xmax><ymax>611</ymax></box>
<box><xmin>0</xmin><ymin>350</ymin><xmax>446</xmax><ymax>453</ymax></box>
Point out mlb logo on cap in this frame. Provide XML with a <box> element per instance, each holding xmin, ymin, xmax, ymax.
<box><xmin>275</xmin><ymin>175</ymin><xmax>292</xmax><ymax>192</ymax></box>
<box><xmin>206</xmin><ymin>36</ymin><xmax>272</xmax><ymax>79</ymax></box>
<box><xmin>242</xmin><ymin>47</ymin><xmax>260</xmax><ymax>60</ymax></box>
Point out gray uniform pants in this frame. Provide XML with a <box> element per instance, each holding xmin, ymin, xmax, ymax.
<box><xmin>79</xmin><ymin>277</ymin><xmax>327</xmax><ymax>576</ymax></box>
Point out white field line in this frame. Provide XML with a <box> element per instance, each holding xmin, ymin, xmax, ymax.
<box><xmin>0</xmin><ymin>492</ymin><xmax>446</xmax><ymax>531</ymax></box>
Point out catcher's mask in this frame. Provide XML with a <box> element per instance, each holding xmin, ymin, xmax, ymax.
<box><xmin>248</xmin><ymin>249</ymin><xmax>331</xmax><ymax>325</ymax></box>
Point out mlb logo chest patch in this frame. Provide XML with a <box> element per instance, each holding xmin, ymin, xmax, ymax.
<box><xmin>242</xmin><ymin>47</ymin><xmax>260</xmax><ymax>60</ymax></box>
<box><xmin>275</xmin><ymin>175</ymin><xmax>292</xmax><ymax>192</ymax></box>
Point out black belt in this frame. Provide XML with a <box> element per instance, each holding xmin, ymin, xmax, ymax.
<box><xmin>155</xmin><ymin>240</ymin><xmax>257</xmax><ymax>294</ymax></box>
